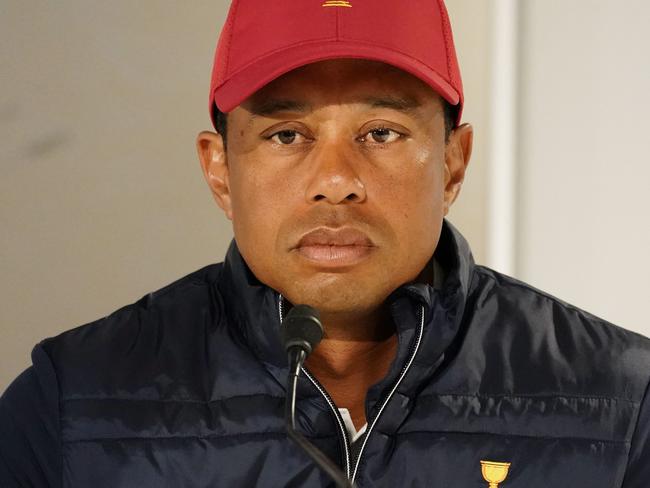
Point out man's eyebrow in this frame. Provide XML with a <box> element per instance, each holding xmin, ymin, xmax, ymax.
<box><xmin>249</xmin><ymin>99</ymin><xmax>312</xmax><ymax>117</ymax></box>
<box><xmin>362</xmin><ymin>95</ymin><xmax>422</xmax><ymax>114</ymax></box>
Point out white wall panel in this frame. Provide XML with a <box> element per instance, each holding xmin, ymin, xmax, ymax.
<box><xmin>517</xmin><ymin>0</ymin><xmax>650</xmax><ymax>334</ymax></box>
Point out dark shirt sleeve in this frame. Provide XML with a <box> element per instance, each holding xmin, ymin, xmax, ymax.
<box><xmin>622</xmin><ymin>379</ymin><xmax>650</xmax><ymax>487</ymax></box>
<box><xmin>0</xmin><ymin>344</ymin><xmax>61</xmax><ymax>488</ymax></box>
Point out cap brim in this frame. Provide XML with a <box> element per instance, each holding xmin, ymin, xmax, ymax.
<box><xmin>212</xmin><ymin>40</ymin><xmax>461</xmax><ymax>121</ymax></box>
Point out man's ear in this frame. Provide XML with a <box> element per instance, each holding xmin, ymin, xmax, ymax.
<box><xmin>196</xmin><ymin>131</ymin><xmax>233</xmax><ymax>220</ymax></box>
<box><xmin>442</xmin><ymin>123</ymin><xmax>473</xmax><ymax>215</ymax></box>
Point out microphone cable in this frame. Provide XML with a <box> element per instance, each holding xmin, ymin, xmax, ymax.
<box><xmin>283</xmin><ymin>304</ymin><xmax>356</xmax><ymax>488</ymax></box>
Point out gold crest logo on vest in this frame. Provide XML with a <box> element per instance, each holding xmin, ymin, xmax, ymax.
<box><xmin>322</xmin><ymin>0</ymin><xmax>352</xmax><ymax>7</ymax></box>
<box><xmin>480</xmin><ymin>460</ymin><xmax>511</xmax><ymax>487</ymax></box>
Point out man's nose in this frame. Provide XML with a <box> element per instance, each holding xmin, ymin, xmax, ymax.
<box><xmin>303</xmin><ymin>141</ymin><xmax>367</xmax><ymax>205</ymax></box>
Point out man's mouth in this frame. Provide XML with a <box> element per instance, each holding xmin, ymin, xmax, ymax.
<box><xmin>293</xmin><ymin>227</ymin><xmax>375</xmax><ymax>266</ymax></box>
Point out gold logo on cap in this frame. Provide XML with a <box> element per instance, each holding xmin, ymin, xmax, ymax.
<box><xmin>480</xmin><ymin>460</ymin><xmax>511</xmax><ymax>488</ymax></box>
<box><xmin>322</xmin><ymin>1</ymin><xmax>352</xmax><ymax>7</ymax></box>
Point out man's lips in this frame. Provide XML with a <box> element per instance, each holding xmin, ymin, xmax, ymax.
<box><xmin>297</xmin><ymin>227</ymin><xmax>374</xmax><ymax>247</ymax></box>
<box><xmin>292</xmin><ymin>227</ymin><xmax>375</xmax><ymax>266</ymax></box>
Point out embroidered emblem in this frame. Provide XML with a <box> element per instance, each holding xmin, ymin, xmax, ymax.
<box><xmin>480</xmin><ymin>460</ymin><xmax>511</xmax><ymax>487</ymax></box>
<box><xmin>322</xmin><ymin>0</ymin><xmax>352</xmax><ymax>7</ymax></box>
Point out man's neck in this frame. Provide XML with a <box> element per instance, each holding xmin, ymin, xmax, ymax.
<box><xmin>300</xmin><ymin>255</ymin><xmax>439</xmax><ymax>431</ymax></box>
<box><xmin>304</xmin><ymin>306</ymin><xmax>397</xmax><ymax>430</ymax></box>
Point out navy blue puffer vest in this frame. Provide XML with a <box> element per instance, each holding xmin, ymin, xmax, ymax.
<box><xmin>27</xmin><ymin>222</ymin><xmax>650</xmax><ymax>486</ymax></box>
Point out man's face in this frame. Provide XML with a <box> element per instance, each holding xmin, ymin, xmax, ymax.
<box><xmin>198</xmin><ymin>59</ymin><xmax>471</xmax><ymax>321</ymax></box>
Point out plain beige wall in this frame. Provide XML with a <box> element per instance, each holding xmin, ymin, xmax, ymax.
<box><xmin>1</xmin><ymin>0</ymin><xmax>491</xmax><ymax>391</ymax></box>
<box><xmin>517</xmin><ymin>0</ymin><xmax>650</xmax><ymax>334</ymax></box>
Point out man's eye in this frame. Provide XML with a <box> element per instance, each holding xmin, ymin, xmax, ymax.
<box><xmin>363</xmin><ymin>128</ymin><xmax>401</xmax><ymax>144</ymax></box>
<box><xmin>270</xmin><ymin>130</ymin><xmax>302</xmax><ymax>145</ymax></box>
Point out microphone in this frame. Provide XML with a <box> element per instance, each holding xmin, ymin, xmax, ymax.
<box><xmin>282</xmin><ymin>305</ymin><xmax>355</xmax><ymax>488</ymax></box>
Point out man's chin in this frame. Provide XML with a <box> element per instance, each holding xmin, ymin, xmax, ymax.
<box><xmin>280</xmin><ymin>278</ymin><xmax>391</xmax><ymax>317</ymax></box>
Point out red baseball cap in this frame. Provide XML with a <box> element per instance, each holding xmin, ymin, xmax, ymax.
<box><xmin>209</xmin><ymin>0</ymin><xmax>463</xmax><ymax>127</ymax></box>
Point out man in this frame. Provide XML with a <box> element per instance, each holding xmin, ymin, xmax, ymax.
<box><xmin>1</xmin><ymin>0</ymin><xmax>649</xmax><ymax>486</ymax></box>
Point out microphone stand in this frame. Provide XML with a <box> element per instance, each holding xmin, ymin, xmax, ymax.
<box><xmin>285</xmin><ymin>347</ymin><xmax>356</xmax><ymax>488</ymax></box>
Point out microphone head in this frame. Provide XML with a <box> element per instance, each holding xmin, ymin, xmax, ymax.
<box><xmin>282</xmin><ymin>304</ymin><xmax>324</xmax><ymax>356</ymax></box>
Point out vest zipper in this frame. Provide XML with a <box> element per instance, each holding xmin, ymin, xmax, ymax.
<box><xmin>278</xmin><ymin>294</ymin><xmax>352</xmax><ymax>479</ymax></box>
<box><xmin>350</xmin><ymin>305</ymin><xmax>425</xmax><ymax>483</ymax></box>
<box><xmin>278</xmin><ymin>295</ymin><xmax>425</xmax><ymax>483</ymax></box>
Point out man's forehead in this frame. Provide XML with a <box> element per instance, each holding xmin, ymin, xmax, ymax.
<box><xmin>247</xmin><ymin>95</ymin><xmax>424</xmax><ymax>118</ymax></box>
<box><xmin>240</xmin><ymin>59</ymin><xmax>442</xmax><ymax>118</ymax></box>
